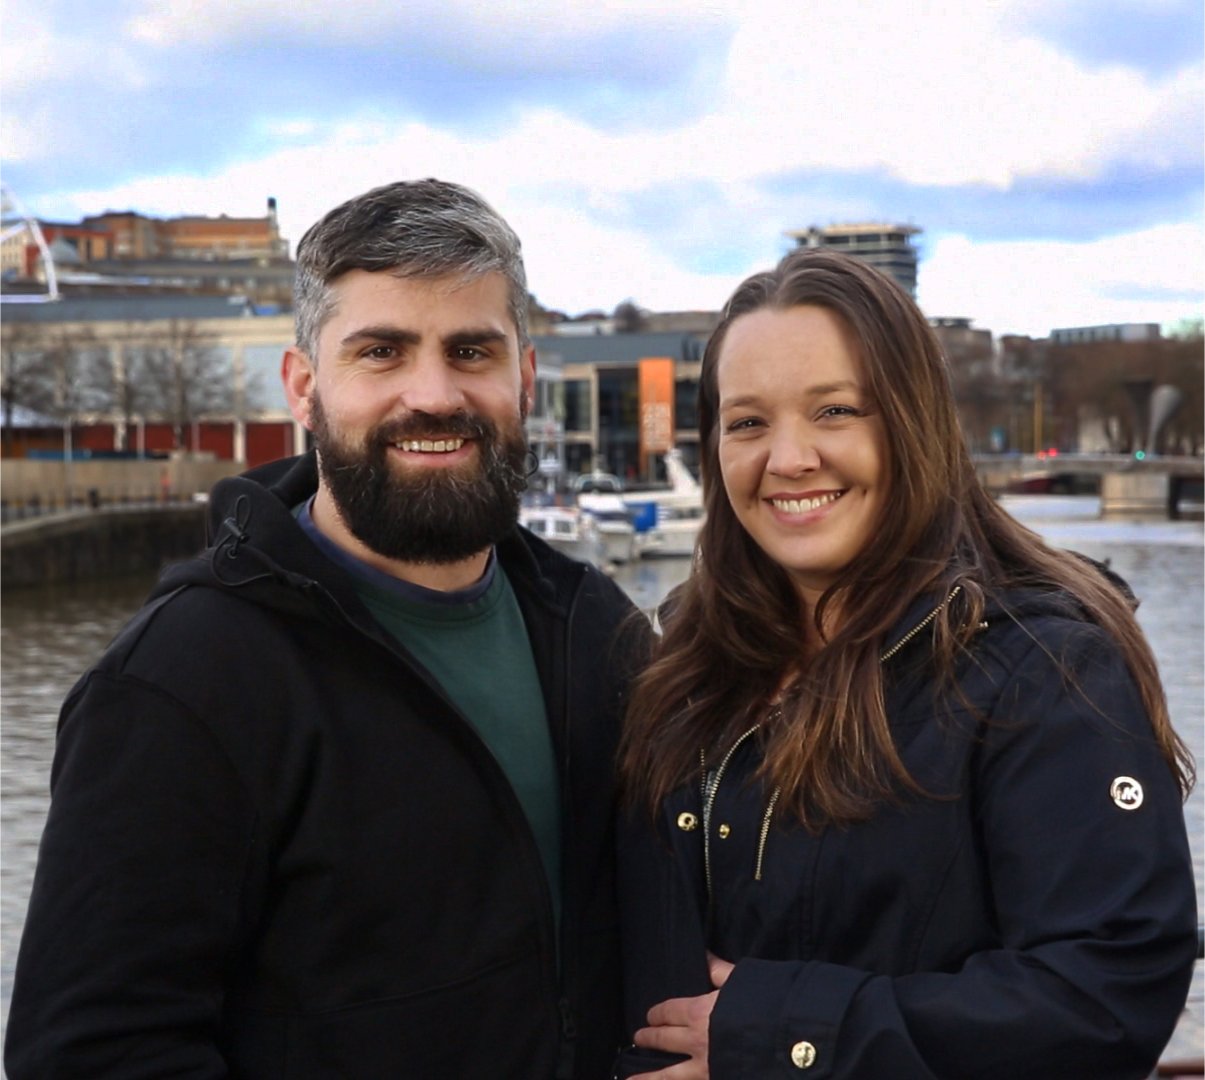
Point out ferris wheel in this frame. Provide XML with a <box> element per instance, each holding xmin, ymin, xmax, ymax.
<box><xmin>0</xmin><ymin>182</ymin><xmax>59</xmax><ymax>303</ymax></box>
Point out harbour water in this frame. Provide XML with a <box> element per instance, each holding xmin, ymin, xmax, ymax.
<box><xmin>1</xmin><ymin>494</ymin><xmax>1201</xmax><ymax>1062</ymax></box>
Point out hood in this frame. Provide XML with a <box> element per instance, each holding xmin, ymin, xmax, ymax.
<box><xmin>880</xmin><ymin>553</ymin><xmax>1135</xmax><ymax>663</ymax></box>
<box><xmin>148</xmin><ymin>451</ymin><xmax>587</xmax><ymax>624</ymax></box>
<box><xmin>147</xmin><ymin>454</ymin><xmax>362</xmax><ymax>624</ymax></box>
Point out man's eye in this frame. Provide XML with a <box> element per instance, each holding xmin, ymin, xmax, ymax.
<box><xmin>364</xmin><ymin>345</ymin><xmax>396</xmax><ymax>361</ymax></box>
<box><xmin>453</xmin><ymin>346</ymin><xmax>484</xmax><ymax>361</ymax></box>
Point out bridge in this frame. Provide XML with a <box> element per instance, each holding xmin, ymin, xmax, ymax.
<box><xmin>973</xmin><ymin>454</ymin><xmax>1205</xmax><ymax>520</ymax></box>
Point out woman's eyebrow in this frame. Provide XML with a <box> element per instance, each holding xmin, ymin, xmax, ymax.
<box><xmin>720</xmin><ymin>381</ymin><xmax>862</xmax><ymax>410</ymax></box>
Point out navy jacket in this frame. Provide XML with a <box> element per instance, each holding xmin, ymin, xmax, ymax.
<box><xmin>6</xmin><ymin>453</ymin><xmax>647</xmax><ymax>1080</ymax></box>
<box><xmin>618</xmin><ymin>586</ymin><xmax>1197</xmax><ymax>1079</ymax></box>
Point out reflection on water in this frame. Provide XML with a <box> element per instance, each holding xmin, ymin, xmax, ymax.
<box><xmin>2</xmin><ymin>496</ymin><xmax>1201</xmax><ymax>1059</ymax></box>
<box><xmin>1</xmin><ymin>574</ymin><xmax>161</xmax><ymax>1036</ymax></box>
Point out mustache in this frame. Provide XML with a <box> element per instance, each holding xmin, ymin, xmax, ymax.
<box><xmin>371</xmin><ymin>410</ymin><xmax>495</xmax><ymax>445</ymax></box>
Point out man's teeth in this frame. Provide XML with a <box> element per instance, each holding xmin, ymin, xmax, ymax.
<box><xmin>772</xmin><ymin>492</ymin><xmax>843</xmax><ymax>514</ymax></box>
<box><xmin>397</xmin><ymin>438</ymin><xmax>465</xmax><ymax>453</ymax></box>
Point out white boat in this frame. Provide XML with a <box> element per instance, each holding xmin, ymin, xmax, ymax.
<box><xmin>575</xmin><ymin>491</ymin><xmax>638</xmax><ymax>564</ymax></box>
<box><xmin>573</xmin><ymin>469</ymin><xmax>624</xmax><ymax>496</ymax></box>
<box><xmin>519</xmin><ymin>505</ymin><xmax>606</xmax><ymax>566</ymax></box>
<box><xmin>624</xmin><ymin>449</ymin><xmax>705</xmax><ymax>559</ymax></box>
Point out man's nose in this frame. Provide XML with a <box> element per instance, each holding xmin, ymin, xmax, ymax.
<box><xmin>398</xmin><ymin>355</ymin><xmax>466</xmax><ymax>415</ymax></box>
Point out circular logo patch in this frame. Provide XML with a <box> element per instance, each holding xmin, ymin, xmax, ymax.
<box><xmin>1110</xmin><ymin>776</ymin><xmax>1143</xmax><ymax>811</ymax></box>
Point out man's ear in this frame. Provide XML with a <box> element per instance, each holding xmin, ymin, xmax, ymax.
<box><xmin>282</xmin><ymin>347</ymin><xmax>316</xmax><ymax>430</ymax></box>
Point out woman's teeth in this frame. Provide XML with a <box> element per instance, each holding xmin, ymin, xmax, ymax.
<box><xmin>771</xmin><ymin>491</ymin><xmax>843</xmax><ymax>514</ymax></box>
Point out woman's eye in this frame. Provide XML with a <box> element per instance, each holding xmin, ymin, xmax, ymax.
<box><xmin>726</xmin><ymin>416</ymin><xmax>762</xmax><ymax>432</ymax></box>
<box><xmin>819</xmin><ymin>405</ymin><xmax>857</xmax><ymax>419</ymax></box>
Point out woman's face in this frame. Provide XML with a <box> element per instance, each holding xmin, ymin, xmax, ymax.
<box><xmin>715</xmin><ymin>304</ymin><xmax>888</xmax><ymax>610</ymax></box>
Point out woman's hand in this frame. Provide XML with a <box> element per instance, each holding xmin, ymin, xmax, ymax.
<box><xmin>631</xmin><ymin>954</ymin><xmax>735</xmax><ymax>1079</ymax></box>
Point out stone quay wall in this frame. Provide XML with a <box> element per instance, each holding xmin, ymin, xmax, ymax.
<box><xmin>1</xmin><ymin>506</ymin><xmax>209</xmax><ymax>589</ymax></box>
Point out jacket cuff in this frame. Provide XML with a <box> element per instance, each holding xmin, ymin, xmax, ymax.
<box><xmin>710</xmin><ymin>959</ymin><xmax>870</xmax><ymax>1079</ymax></box>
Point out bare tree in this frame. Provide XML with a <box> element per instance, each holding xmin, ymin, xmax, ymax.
<box><xmin>1</xmin><ymin>320</ymin><xmax>50</xmax><ymax>454</ymax></box>
<box><xmin>613</xmin><ymin>299</ymin><xmax>649</xmax><ymax>333</ymax></box>
<box><xmin>110</xmin><ymin>333</ymin><xmax>151</xmax><ymax>452</ymax></box>
<box><xmin>1045</xmin><ymin>337</ymin><xmax>1204</xmax><ymax>455</ymax></box>
<box><xmin>123</xmin><ymin>320</ymin><xmax>235</xmax><ymax>449</ymax></box>
<box><xmin>1</xmin><ymin>320</ymin><xmax>110</xmax><ymax>453</ymax></box>
<box><xmin>942</xmin><ymin>330</ymin><xmax>1002</xmax><ymax>453</ymax></box>
<box><xmin>1167</xmin><ymin>317</ymin><xmax>1204</xmax><ymax>341</ymax></box>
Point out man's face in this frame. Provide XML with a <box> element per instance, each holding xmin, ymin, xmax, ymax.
<box><xmin>285</xmin><ymin>269</ymin><xmax>535</xmax><ymax>565</ymax></box>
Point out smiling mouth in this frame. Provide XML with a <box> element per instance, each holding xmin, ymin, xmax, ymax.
<box><xmin>394</xmin><ymin>438</ymin><xmax>466</xmax><ymax>453</ymax></box>
<box><xmin>770</xmin><ymin>491</ymin><xmax>844</xmax><ymax>514</ymax></box>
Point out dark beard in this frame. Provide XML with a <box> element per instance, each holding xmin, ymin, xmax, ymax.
<box><xmin>311</xmin><ymin>395</ymin><xmax>529</xmax><ymax>565</ymax></box>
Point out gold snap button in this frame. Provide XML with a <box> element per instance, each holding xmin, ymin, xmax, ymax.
<box><xmin>676</xmin><ymin>812</ymin><xmax>699</xmax><ymax>831</ymax></box>
<box><xmin>790</xmin><ymin>1040</ymin><xmax>816</xmax><ymax>1069</ymax></box>
<box><xmin>717</xmin><ymin>823</ymin><xmax>731</xmax><ymax>839</ymax></box>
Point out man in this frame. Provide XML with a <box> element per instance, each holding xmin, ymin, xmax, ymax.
<box><xmin>5</xmin><ymin>179</ymin><xmax>646</xmax><ymax>1079</ymax></box>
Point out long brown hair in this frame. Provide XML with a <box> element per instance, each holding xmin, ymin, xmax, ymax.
<box><xmin>619</xmin><ymin>249</ymin><xmax>1194</xmax><ymax>826</ymax></box>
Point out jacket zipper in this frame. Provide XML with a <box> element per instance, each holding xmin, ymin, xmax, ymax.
<box><xmin>754</xmin><ymin>788</ymin><xmax>782</xmax><ymax>882</ymax></box>
<box><xmin>701</xmin><ymin>725</ymin><xmax>760</xmax><ymax>904</ymax></box>
<box><xmin>878</xmin><ymin>586</ymin><xmax>962</xmax><ymax>661</ymax></box>
<box><xmin>703</xmin><ymin>587</ymin><xmax>967</xmax><ymax>896</ymax></box>
<box><xmin>316</xmin><ymin>568</ymin><xmax>576</xmax><ymax>1069</ymax></box>
<box><xmin>555</xmin><ymin>575</ymin><xmax>585</xmax><ymax>1080</ymax></box>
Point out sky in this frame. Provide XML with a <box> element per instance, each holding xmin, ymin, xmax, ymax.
<box><xmin>2</xmin><ymin>0</ymin><xmax>1202</xmax><ymax>338</ymax></box>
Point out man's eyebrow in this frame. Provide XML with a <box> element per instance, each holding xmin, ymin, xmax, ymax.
<box><xmin>339</xmin><ymin>326</ymin><xmax>421</xmax><ymax>349</ymax></box>
<box><xmin>443</xmin><ymin>328</ymin><xmax>510</xmax><ymax>349</ymax></box>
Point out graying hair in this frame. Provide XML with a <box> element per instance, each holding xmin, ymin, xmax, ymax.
<box><xmin>293</xmin><ymin>178</ymin><xmax>530</xmax><ymax>357</ymax></box>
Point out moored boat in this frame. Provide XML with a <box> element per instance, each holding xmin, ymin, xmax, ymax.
<box><xmin>575</xmin><ymin>491</ymin><xmax>638</xmax><ymax>564</ymax></box>
<box><xmin>519</xmin><ymin>505</ymin><xmax>606</xmax><ymax>567</ymax></box>
<box><xmin>624</xmin><ymin>449</ymin><xmax>705</xmax><ymax>559</ymax></box>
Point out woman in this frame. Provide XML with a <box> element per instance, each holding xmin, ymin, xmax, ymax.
<box><xmin>616</xmin><ymin>250</ymin><xmax>1197</xmax><ymax>1079</ymax></box>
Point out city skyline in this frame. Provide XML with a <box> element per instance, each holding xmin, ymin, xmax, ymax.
<box><xmin>3</xmin><ymin>0</ymin><xmax>1201</xmax><ymax>338</ymax></box>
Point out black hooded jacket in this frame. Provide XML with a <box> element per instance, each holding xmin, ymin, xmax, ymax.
<box><xmin>6</xmin><ymin>453</ymin><xmax>647</xmax><ymax>1080</ymax></box>
<box><xmin>617</xmin><ymin>584</ymin><xmax>1197</xmax><ymax>1080</ymax></box>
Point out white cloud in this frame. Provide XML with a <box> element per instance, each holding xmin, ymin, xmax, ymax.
<box><xmin>0</xmin><ymin>8</ymin><xmax>69</xmax><ymax>93</ymax></box>
<box><xmin>712</xmin><ymin>0</ymin><xmax>1201</xmax><ymax>189</ymax></box>
<box><xmin>511</xmin><ymin>203</ymin><xmax>744</xmax><ymax>315</ymax></box>
<box><xmin>11</xmin><ymin>0</ymin><xmax>1199</xmax><ymax>192</ymax></box>
<box><xmin>918</xmin><ymin>222</ymin><xmax>1205</xmax><ymax>336</ymax></box>
<box><xmin>7</xmin><ymin>0</ymin><xmax>1201</xmax><ymax>336</ymax></box>
<box><xmin>36</xmin><ymin>124</ymin><xmax>1203</xmax><ymax>333</ymax></box>
<box><xmin>2</xmin><ymin>11</ymin><xmax>154</xmax><ymax>103</ymax></box>
<box><xmin>111</xmin><ymin>0</ymin><xmax>1202</xmax><ymax>193</ymax></box>
<box><xmin>1</xmin><ymin>105</ymin><xmax>49</xmax><ymax>165</ymax></box>
<box><xmin>124</xmin><ymin>0</ymin><xmax>732</xmax><ymax>51</ymax></box>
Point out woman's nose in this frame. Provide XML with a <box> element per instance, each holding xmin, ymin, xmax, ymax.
<box><xmin>767</xmin><ymin>427</ymin><xmax>821</xmax><ymax>478</ymax></box>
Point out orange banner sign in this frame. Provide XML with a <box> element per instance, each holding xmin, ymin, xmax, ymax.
<box><xmin>638</xmin><ymin>357</ymin><xmax>675</xmax><ymax>476</ymax></box>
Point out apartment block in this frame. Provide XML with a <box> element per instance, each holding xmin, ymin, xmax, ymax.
<box><xmin>785</xmin><ymin>222</ymin><xmax>922</xmax><ymax>297</ymax></box>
